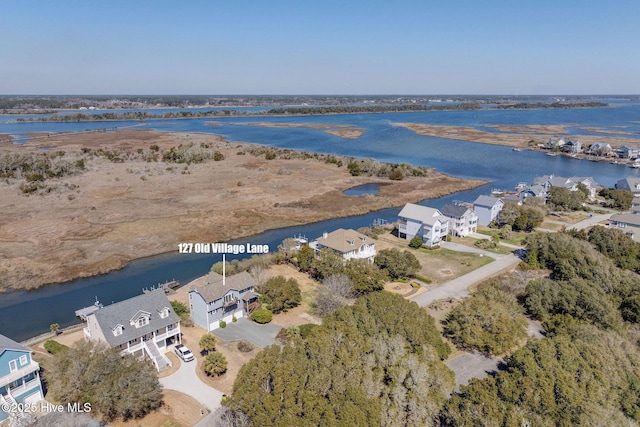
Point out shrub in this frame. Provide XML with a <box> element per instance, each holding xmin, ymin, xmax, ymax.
<box><xmin>237</xmin><ymin>341</ymin><xmax>254</xmax><ymax>353</ymax></box>
<box><xmin>219</xmin><ymin>320</ymin><xmax>227</xmax><ymax>328</ymax></box>
<box><xmin>252</xmin><ymin>308</ymin><xmax>273</xmax><ymax>324</ymax></box>
<box><xmin>409</xmin><ymin>235</ymin><xmax>424</xmax><ymax>249</ymax></box>
<box><xmin>44</xmin><ymin>340</ymin><xmax>68</xmax><ymax>354</ymax></box>
<box><xmin>204</xmin><ymin>352</ymin><xmax>228</xmax><ymax>377</ymax></box>
<box><xmin>232</xmin><ymin>315</ymin><xmax>237</xmax><ymax>322</ymax></box>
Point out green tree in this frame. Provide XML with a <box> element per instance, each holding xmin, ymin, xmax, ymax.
<box><xmin>443</xmin><ymin>286</ymin><xmax>528</xmax><ymax>355</ymax></box>
<box><xmin>44</xmin><ymin>339</ymin><xmax>161</xmax><ymax>422</ymax></box>
<box><xmin>296</xmin><ymin>244</ymin><xmax>315</xmax><ymax>271</ymax></box>
<box><xmin>258</xmin><ymin>276</ymin><xmax>301</xmax><ymax>313</ymax></box>
<box><xmin>50</xmin><ymin>323</ymin><xmax>60</xmax><ymax>335</ymax></box>
<box><xmin>599</xmin><ymin>187</ymin><xmax>634</xmax><ymax>210</ymax></box>
<box><xmin>199</xmin><ymin>333</ymin><xmax>217</xmax><ymax>355</ymax></box>
<box><xmin>548</xmin><ymin>186</ymin><xmax>585</xmax><ymax>210</ymax></box>
<box><xmin>342</xmin><ymin>259</ymin><xmax>388</xmax><ymax>295</ymax></box>
<box><xmin>311</xmin><ymin>247</ymin><xmax>344</xmax><ymax>280</ymax></box>
<box><xmin>204</xmin><ymin>352</ymin><xmax>228</xmax><ymax>376</ymax></box>
<box><xmin>374</xmin><ymin>248</ymin><xmax>421</xmax><ymax>279</ymax></box>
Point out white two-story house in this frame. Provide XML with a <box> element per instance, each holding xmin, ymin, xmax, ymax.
<box><xmin>84</xmin><ymin>289</ymin><xmax>181</xmax><ymax>372</ymax></box>
<box><xmin>398</xmin><ymin>203</ymin><xmax>448</xmax><ymax>247</ymax></box>
<box><xmin>440</xmin><ymin>204</ymin><xmax>478</xmax><ymax>237</ymax></box>
<box><xmin>610</xmin><ymin>213</ymin><xmax>640</xmax><ymax>242</ymax></box>
<box><xmin>309</xmin><ymin>228</ymin><xmax>376</xmax><ymax>262</ymax></box>
<box><xmin>0</xmin><ymin>334</ymin><xmax>44</xmax><ymax>423</ymax></box>
<box><xmin>188</xmin><ymin>271</ymin><xmax>258</xmax><ymax>331</ymax></box>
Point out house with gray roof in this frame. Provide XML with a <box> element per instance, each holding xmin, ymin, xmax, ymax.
<box><xmin>188</xmin><ymin>271</ymin><xmax>258</xmax><ymax>331</ymax></box>
<box><xmin>309</xmin><ymin>228</ymin><xmax>376</xmax><ymax>262</ymax></box>
<box><xmin>609</xmin><ymin>213</ymin><xmax>640</xmax><ymax>242</ymax></box>
<box><xmin>523</xmin><ymin>175</ymin><xmax>598</xmax><ymax>201</ymax></box>
<box><xmin>0</xmin><ymin>334</ymin><xmax>43</xmax><ymax>423</ymax></box>
<box><xmin>616</xmin><ymin>177</ymin><xmax>640</xmax><ymax>197</ymax></box>
<box><xmin>440</xmin><ymin>204</ymin><xmax>478</xmax><ymax>237</ymax></box>
<box><xmin>84</xmin><ymin>289</ymin><xmax>180</xmax><ymax>371</ymax></box>
<box><xmin>398</xmin><ymin>203</ymin><xmax>448</xmax><ymax>247</ymax></box>
<box><xmin>473</xmin><ymin>195</ymin><xmax>504</xmax><ymax>226</ymax></box>
<box><xmin>617</xmin><ymin>145</ymin><xmax>640</xmax><ymax>159</ymax></box>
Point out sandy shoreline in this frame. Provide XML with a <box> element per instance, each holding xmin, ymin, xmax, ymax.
<box><xmin>0</xmin><ymin>129</ymin><xmax>485</xmax><ymax>292</ymax></box>
<box><xmin>207</xmin><ymin>121</ymin><xmax>365</xmax><ymax>139</ymax></box>
<box><xmin>392</xmin><ymin>122</ymin><xmax>640</xmax><ymax>152</ymax></box>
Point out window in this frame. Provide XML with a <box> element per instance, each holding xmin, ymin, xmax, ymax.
<box><xmin>19</xmin><ymin>355</ymin><xmax>27</xmax><ymax>366</ymax></box>
<box><xmin>113</xmin><ymin>325</ymin><xmax>123</xmax><ymax>336</ymax></box>
<box><xmin>224</xmin><ymin>294</ymin><xmax>233</xmax><ymax>303</ymax></box>
<box><xmin>9</xmin><ymin>360</ymin><xmax>17</xmax><ymax>372</ymax></box>
<box><xmin>137</xmin><ymin>317</ymin><xmax>149</xmax><ymax>327</ymax></box>
<box><xmin>160</xmin><ymin>307</ymin><xmax>169</xmax><ymax>319</ymax></box>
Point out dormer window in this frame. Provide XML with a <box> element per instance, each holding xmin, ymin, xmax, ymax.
<box><xmin>137</xmin><ymin>317</ymin><xmax>149</xmax><ymax>328</ymax></box>
<box><xmin>160</xmin><ymin>307</ymin><xmax>170</xmax><ymax>319</ymax></box>
<box><xmin>113</xmin><ymin>325</ymin><xmax>123</xmax><ymax>336</ymax></box>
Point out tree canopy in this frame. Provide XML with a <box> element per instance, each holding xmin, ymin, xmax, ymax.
<box><xmin>226</xmin><ymin>292</ymin><xmax>453</xmax><ymax>426</ymax></box>
<box><xmin>44</xmin><ymin>339</ymin><xmax>162</xmax><ymax>422</ymax></box>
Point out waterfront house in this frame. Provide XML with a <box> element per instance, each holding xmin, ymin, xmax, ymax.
<box><xmin>546</xmin><ymin>138</ymin><xmax>566</xmax><ymax>150</ymax></box>
<box><xmin>561</xmin><ymin>140</ymin><xmax>582</xmax><ymax>154</ymax></box>
<box><xmin>587</xmin><ymin>142</ymin><xmax>613</xmax><ymax>156</ymax></box>
<box><xmin>440</xmin><ymin>204</ymin><xmax>478</xmax><ymax>237</ymax></box>
<box><xmin>524</xmin><ymin>175</ymin><xmax>598</xmax><ymax>201</ymax></box>
<box><xmin>309</xmin><ymin>228</ymin><xmax>376</xmax><ymax>262</ymax></box>
<box><xmin>84</xmin><ymin>289</ymin><xmax>181</xmax><ymax>372</ymax></box>
<box><xmin>609</xmin><ymin>213</ymin><xmax>640</xmax><ymax>242</ymax></box>
<box><xmin>617</xmin><ymin>145</ymin><xmax>640</xmax><ymax>159</ymax></box>
<box><xmin>0</xmin><ymin>334</ymin><xmax>44</xmax><ymax>423</ymax></box>
<box><xmin>188</xmin><ymin>271</ymin><xmax>258</xmax><ymax>331</ymax></box>
<box><xmin>473</xmin><ymin>195</ymin><xmax>504</xmax><ymax>226</ymax></box>
<box><xmin>398</xmin><ymin>203</ymin><xmax>448</xmax><ymax>247</ymax></box>
<box><xmin>615</xmin><ymin>177</ymin><xmax>640</xmax><ymax>197</ymax></box>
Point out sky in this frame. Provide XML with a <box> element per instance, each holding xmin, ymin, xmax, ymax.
<box><xmin>1</xmin><ymin>1</ymin><xmax>639</xmax><ymax>95</ymax></box>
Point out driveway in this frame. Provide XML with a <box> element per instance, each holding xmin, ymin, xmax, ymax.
<box><xmin>212</xmin><ymin>317</ymin><xmax>281</xmax><ymax>348</ymax></box>
<box><xmin>412</xmin><ymin>253</ymin><xmax>521</xmax><ymax>307</ymax></box>
<box><xmin>446</xmin><ymin>351</ymin><xmax>505</xmax><ymax>392</ymax></box>
<box><xmin>159</xmin><ymin>357</ymin><xmax>225</xmax><ymax>411</ymax></box>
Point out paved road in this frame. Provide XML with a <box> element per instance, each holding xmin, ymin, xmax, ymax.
<box><xmin>567</xmin><ymin>213</ymin><xmax>612</xmax><ymax>231</ymax></box>
<box><xmin>441</xmin><ymin>241</ymin><xmax>505</xmax><ymax>258</ymax></box>
<box><xmin>411</xmin><ymin>253</ymin><xmax>521</xmax><ymax>307</ymax></box>
<box><xmin>160</xmin><ymin>357</ymin><xmax>225</xmax><ymax>411</ymax></box>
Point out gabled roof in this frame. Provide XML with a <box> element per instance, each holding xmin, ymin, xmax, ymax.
<box><xmin>90</xmin><ymin>289</ymin><xmax>180</xmax><ymax>347</ymax></box>
<box><xmin>611</xmin><ymin>213</ymin><xmax>640</xmax><ymax>227</ymax></box>
<box><xmin>549</xmin><ymin>176</ymin><xmax>573</xmax><ymax>188</ymax></box>
<box><xmin>440</xmin><ymin>204</ymin><xmax>472</xmax><ymax>219</ymax></box>
<box><xmin>188</xmin><ymin>271</ymin><xmax>256</xmax><ymax>303</ymax></box>
<box><xmin>398</xmin><ymin>203</ymin><xmax>443</xmax><ymax>226</ymax></box>
<box><xmin>0</xmin><ymin>333</ymin><xmax>29</xmax><ymax>354</ymax></box>
<box><xmin>473</xmin><ymin>195</ymin><xmax>503</xmax><ymax>208</ymax></box>
<box><xmin>315</xmin><ymin>228</ymin><xmax>372</xmax><ymax>254</ymax></box>
<box><xmin>616</xmin><ymin>177</ymin><xmax>640</xmax><ymax>191</ymax></box>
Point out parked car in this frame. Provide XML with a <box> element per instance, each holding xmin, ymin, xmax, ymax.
<box><xmin>174</xmin><ymin>344</ymin><xmax>194</xmax><ymax>362</ymax></box>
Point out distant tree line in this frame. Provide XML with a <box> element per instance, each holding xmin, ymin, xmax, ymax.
<box><xmin>496</xmin><ymin>101</ymin><xmax>609</xmax><ymax>109</ymax></box>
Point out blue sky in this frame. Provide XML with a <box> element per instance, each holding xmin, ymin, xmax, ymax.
<box><xmin>1</xmin><ymin>1</ymin><xmax>638</xmax><ymax>95</ymax></box>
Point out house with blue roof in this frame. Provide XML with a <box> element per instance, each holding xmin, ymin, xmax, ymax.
<box><xmin>0</xmin><ymin>334</ymin><xmax>43</xmax><ymax>423</ymax></box>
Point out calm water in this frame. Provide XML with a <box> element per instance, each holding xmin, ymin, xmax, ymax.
<box><xmin>344</xmin><ymin>183</ymin><xmax>381</xmax><ymax>196</ymax></box>
<box><xmin>2</xmin><ymin>103</ymin><xmax>640</xmax><ymax>341</ymax></box>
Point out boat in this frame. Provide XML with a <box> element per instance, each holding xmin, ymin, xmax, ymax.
<box><xmin>546</xmin><ymin>152</ymin><xmax>557</xmax><ymax>157</ymax></box>
<box><xmin>629</xmin><ymin>163</ymin><xmax>640</xmax><ymax>169</ymax></box>
<box><xmin>512</xmin><ymin>148</ymin><xmax>522</xmax><ymax>152</ymax></box>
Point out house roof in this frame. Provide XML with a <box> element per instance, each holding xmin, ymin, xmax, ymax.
<box><xmin>188</xmin><ymin>271</ymin><xmax>256</xmax><ymax>303</ymax></box>
<box><xmin>549</xmin><ymin>176</ymin><xmax>573</xmax><ymax>188</ymax></box>
<box><xmin>440</xmin><ymin>204</ymin><xmax>471</xmax><ymax>219</ymax></box>
<box><xmin>398</xmin><ymin>203</ymin><xmax>443</xmax><ymax>226</ymax></box>
<box><xmin>611</xmin><ymin>213</ymin><xmax>640</xmax><ymax>226</ymax></box>
<box><xmin>473</xmin><ymin>195</ymin><xmax>503</xmax><ymax>208</ymax></box>
<box><xmin>90</xmin><ymin>289</ymin><xmax>180</xmax><ymax>347</ymax></box>
<box><xmin>0</xmin><ymin>333</ymin><xmax>29</xmax><ymax>354</ymax></box>
<box><xmin>315</xmin><ymin>228</ymin><xmax>372</xmax><ymax>254</ymax></box>
<box><xmin>616</xmin><ymin>177</ymin><xmax>640</xmax><ymax>191</ymax></box>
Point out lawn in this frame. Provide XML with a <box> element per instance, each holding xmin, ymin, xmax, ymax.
<box><xmin>412</xmin><ymin>247</ymin><xmax>494</xmax><ymax>286</ymax></box>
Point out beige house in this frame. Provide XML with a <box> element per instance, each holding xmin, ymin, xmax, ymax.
<box><xmin>310</xmin><ymin>228</ymin><xmax>376</xmax><ymax>262</ymax></box>
<box><xmin>609</xmin><ymin>213</ymin><xmax>640</xmax><ymax>242</ymax></box>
